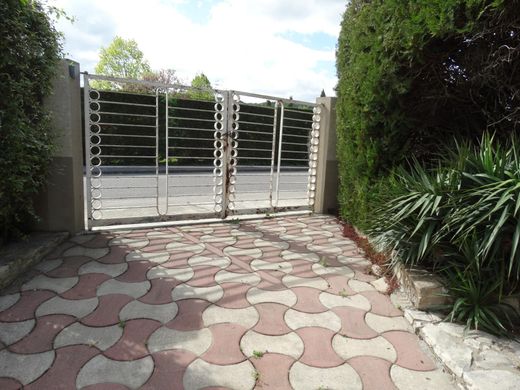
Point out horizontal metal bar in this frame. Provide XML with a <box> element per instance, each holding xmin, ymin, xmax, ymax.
<box><xmin>98</xmin><ymin>133</ymin><xmax>156</xmax><ymax>139</ymax></box>
<box><xmin>238</xmin><ymin>147</ymin><xmax>272</xmax><ymax>152</ymax></box>
<box><xmin>236</xmin><ymin>129</ymin><xmax>273</xmax><ymax>136</ymax></box>
<box><xmin>282</xmin><ymin>124</ymin><xmax>312</xmax><ymax>131</ymax></box>
<box><xmin>97</xmin><ymin>111</ymin><xmax>156</xmax><ymax>118</ymax></box>
<box><xmin>280</xmin><ymin>141</ymin><xmax>308</xmax><ymax>146</ymax></box>
<box><xmin>278</xmin><ymin>190</ymin><xmax>308</xmax><ymax>193</ymax></box>
<box><xmin>238</xmin><ymin>120</ymin><xmax>272</xmax><ymax>127</ymax></box>
<box><xmin>100</xmin><ymin>144</ymin><xmax>156</xmax><ymax>149</ymax></box>
<box><xmin>240</xmin><ymin>112</ymin><xmax>274</xmax><ymax>119</ymax></box>
<box><xmin>170</xmin><ymin>106</ymin><xmax>215</xmax><ymax>114</ymax></box>
<box><xmin>232</xmin><ymin>90</ymin><xmax>314</xmax><ymax>106</ymax></box>
<box><xmin>285</xmin><ymin>116</ymin><xmax>313</xmax><ymax>123</ymax></box>
<box><xmin>167</xmin><ymin>201</ymin><xmax>216</xmax><ymax>206</ymax></box>
<box><xmin>236</xmin><ymin>156</ymin><xmax>272</xmax><ymax>160</ymax></box>
<box><xmin>98</xmin><ymin>122</ymin><xmax>156</xmax><ymax>128</ymax></box>
<box><xmin>102</xmin><ymin>194</ymin><xmax>157</xmax><ymax>200</ymax></box>
<box><xmin>97</xmin><ymin>100</ymin><xmax>156</xmax><ymax>108</ymax></box>
<box><xmin>168</xmin><ymin>116</ymin><xmax>214</xmax><ymax>123</ymax></box>
<box><xmin>100</xmin><ymin>205</ymin><xmax>158</xmax><ymax>210</ymax></box>
<box><xmin>168</xmin><ymin>136</ymin><xmax>214</xmax><ymax>142</ymax></box>
<box><xmin>85</xmin><ymin>73</ymin><xmax>196</xmax><ymax>91</ymax></box>
<box><xmin>168</xmin><ymin>146</ymin><xmax>215</xmax><ymax>151</ymax></box>
<box><xmin>169</xmin><ymin>156</ymin><xmax>215</xmax><ymax>160</ymax></box>
<box><xmin>167</xmin><ymin>184</ymin><xmax>213</xmax><ymax>188</ymax></box>
<box><xmin>168</xmin><ymin>126</ymin><xmax>214</xmax><ymax>133</ymax></box>
<box><xmin>280</xmin><ymin>149</ymin><xmax>308</xmax><ymax>154</ymax></box>
<box><xmin>98</xmin><ymin>155</ymin><xmax>156</xmax><ymax>159</ymax></box>
<box><xmin>102</xmin><ymin>185</ymin><xmax>158</xmax><ymax>190</ymax></box>
<box><xmin>237</xmin><ymin>139</ymin><xmax>272</xmax><ymax>144</ymax></box>
<box><xmin>284</xmin><ymin>107</ymin><xmax>314</xmax><ymax>114</ymax></box>
<box><xmin>280</xmin><ymin>157</ymin><xmax>309</xmax><ymax>161</ymax></box>
<box><xmin>283</xmin><ymin>133</ymin><xmax>309</xmax><ymax>139</ymax></box>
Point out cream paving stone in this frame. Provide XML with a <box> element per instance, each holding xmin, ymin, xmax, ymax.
<box><xmin>277</xmin><ymin>221</ymin><xmax>306</xmax><ymax>228</ymax></box>
<box><xmin>202</xmin><ymin>305</ymin><xmax>259</xmax><ymax>329</ymax></box>
<box><xmin>240</xmin><ymin>330</ymin><xmax>304</xmax><ymax>359</ymax></box>
<box><xmin>35</xmin><ymin>258</ymin><xmax>63</xmax><ymax>273</ymax></box>
<box><xmin>0</xmin><ymin>319</ymin><xmax>34</xmax><ymax>345</ymax></box>
<box><xmin>109</xmin><ymin>237</ymin><xmax>149</xmax><ymax>248</ymax></box>
<box><xmin>301</xmin><ymin>228</ymin><xmax>334</xmax><ymax>238</ymax></box>
<box><xmin>126</xmin><ymin>250</ymin><xmax>170</xmax><ymax>264</ymax></box>
<box><xmin>200</xmin><ymin>235</ymin><xmax>236</xmax><ymax>245</ymax></box>
<box><xmin>246</xmin><ymin>287</ymin><xmax>297</xmax><ymax>306</ymax></box>
<box><xmin>337</xmin><ymin>255</ymin><xmax>370</xmax><ymax>267</ymax></box>
<box><xmin>230</xmin><ymin>229</ymin><xmax>263</xmax><ymax>238</ymax></box>
<box><xmin>147</xmin><ymin>265</ymin><xmax>194</xmax><ymax>282</ymax></box>
<box><xmin>0</xmin><ymin>293</ymin><xmax>20</xmax><ymax>312</ymax></box>
<box><xmin>253</xmin><ymin>238</ymin><xmax>290</xmax><ymax>250</ymax></box>
<box><xmin>97</xmin><ymin>279</ymin><xmax>150</xmax><ymax>299</ymax></box>
<box><xmin>22</xmin><ymin>275</ymin><xmax>78</xmax><ymax>294</ymax></box>
<box><xmin>279</xmin><ymin>233</ymin><xmax>312</xmax><ymax>243</ymax></box>
<box><xmin>183</xmin><ymin>358</ymin><xmax>255</xmax><ymax>390</ymax></box>
<box><xmin>348</xmin><ymin>279</ymin><xmax>376</xmax><ymax>293</ymax></box>
<box><xmin>166</xmin><ymin>241</ymin><xmax>205</xmax><ymax>253</ymax></box>
<box><xmin>365</xmin><ymin>313</ymin><xmax>413</xmax><ymax>333</ymax></box>
<box><xmin>54</xmin><ymin>322</ymin><xmax>123</xmax><ymax>350</ymax></box>
<box><xmin>119</xmin><ymin>300</ymin><xmax>178</xmax><ymax>323</ymax></box>
<box><xmin>332</xmin><ymin>335</ymin><xmax>397</xmax><ymax>362</ymax></box>
<box><xmin>146</xmin><ymin>231</ymin><xmax>182</xmax><ymax>240</ymax></box>
<box><xmin>251</xmin><ymin>259</ymin><xmax>293</xmax><ymax>273</ymax></box>
<box><xmin>188</xmin><ymin>255</ymin><xmax>231</xmax><ymax>269</ymax></box>
<box><xmin>0</xmin><ymin>349</ymin><xmax>55</xmax><ymax>385</ymax></box>
<box><xmin>312</xmin><ymin>263</ymin><xmax>355</xmax><ymax>277</ymax></box>
<box><xmin>180</xmin><ymin>226</ymin><xmax>214</xmax><ymax>234</ymax></box>
<box><xmin>148</xmin><ymin>327</ymin><xmax>212</xmax><ymax>355</ymax></box>
<box><xmin>223</xmin><ymin>246</ymin><xmax>262</xmax><ymax>258</ymax></box>
<box><xmin>282</xmin><ymin>275</ymin><xmax>329</xmax><ymax>290</ymax></box>
<box><xmin>319</xmin><ymin>291</ymin><xmax>371</xmax><ymax>311</ymax></box>
<box><xmin>306</xmin><ymin>244</ymin><xmax>343</xmax><ymax>255</ymax></box>
<box><xmin>78</xmin><ymin>261</ymin><xmax>128</xmax><ymax>277</ymax></box>
<box><xmin>390</xmin><ymin>365</ymin><xmax>456</xmax><ymax>389</ymax></box>
<box><xmin>285</xmin><ymin>309</ymin><xmax>341</xmax><ymax>332</ymax></box>
<box><xmin>36</xmin><ymin>296</ymin><xmax>98</xmax><ymax>318</ymax></box>
<box><xmin>371</xmin><ymin>277</ymin><xmax>390</xmax><ymax>293</ymax></box>
<box><xmin>63</xmin><ymin>246</ymin><xmax>109</xmax><ymax>259</ymax></box>
<box><xmin>171</xmin><ymin>284</ymin><xmax>224</xmax><ymax>303</ymax></box>
<box><xmin>289</xmin><ymin>361</ymin><xmax>362</xmax><ymax>390</ymax></box>
<box><xmin>281</xmin><ymin>250</ymin><xmax>319</xmax><ymax>262</ymax></box>
<box><xmin>76</xmin><ymin>355</ymin><xmax>154</xmax><ymax>389</ymax></box>
<box><xmin>214</xmin><ymin>270</ymin><xmax>261</xmax><ymax>285</ymax></box>
<box><xmin>257</xmin><ymin>225</ymin><xmax>286</xmax><ymax>234</ymax></box>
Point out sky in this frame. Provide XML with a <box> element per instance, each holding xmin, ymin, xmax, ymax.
<box><xmin>50</xmin><ymin>0</ymin><xmax>346</xmax><ymax>102</ymax></box>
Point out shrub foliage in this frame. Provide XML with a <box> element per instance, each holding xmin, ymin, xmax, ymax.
<box><xmin>0</xmin><ymin>0</ymin><xmax>62</xmax><ymax>243</ymax></box>
<box><xmin>336</xmin><ymin>0</ymin><xmax>519</xmax><ymax>229</ymax></box>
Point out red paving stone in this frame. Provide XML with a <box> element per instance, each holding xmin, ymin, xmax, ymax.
<box><xmin>348</xmin><ymin>356</ymin><xmax>397</xmax><ymax>390</ymax></box>
<box><xmin>382</xmin><ymin>331</ymin><xmax>437</xmax><ymax>371</ymax></box>
<box><xmin>256</xmin><ymin>270</ymin><xmax>286</xmax><ymax>291</ymax></box>
<box><xmin>61</xmin><ymin>273</ymin><xmax>112</xmax><ymax>300</ymax></box>
<box><xmin>253</xmin><ymin>303</ymin><xmax>291</xmax><ymax>335</ymax></box>
<box><xmin>215</xmin><ymin>282</ymin><xmax>251</xmax><ymax>309</ymax></box>
<box><xmin>46</xmin><ymin>256</ymin><xmax>92</xmax><ymax>278</ymax></box>
<box><xmin>166</xmin><ymin>299</ymin><xmax>211</xmax><ymax>331</ymax></box>
<box><xmin>0</xmin><ymin>377</ymin><xmax>23</xmax><ymax>390</ymax></box>
<box><xmin>10</xmin><ymin>314</ymin><xmax>75</xmax><ymax>353</ymax></box>
<box><xmin>116</xmin><ymin>261</ymin><xmax>155</xmax><ymax>283</ymax></box>
<box><xmin>332</xmin><ymin>306</ymin><xmax>378</xmax><ymax>339</ymax></box>
<box><xmin>81</xmin><ymin>294</ymin><xmax>134</xmax><ymax>327</ymax></box>
<box><xmin>202</xmin><ymin>323</ymin><xmax>247</xmax><ymax>364</ymax></box>
<box><xmin>82</xmin><ymin>383</ymin><xmax>130</xmax><ymax>389</ymax></box>
<box><xmin>251</xmin><ymin>353</ymin><xmax>294</xmax><ymax>390</ymax></box>
<box><xmin>138</xmin><ymin>278</ymin><xmax>179</xmax><ymax>305</ymax></box>
<box><xmin>0</xmin><ymin>291</ymin><xmax>55</xmax><ymax>322</ymax></box>
<box><xmin>25</xmin><ymin>345</ymin><xmax>99</xmax><ymax>390</ymax></box>
<box><xmin>185</xmin><ymin>266</ymin><xmax>220</xmax><ymax>287</ymax></box>
<box><xmin>322</xmin><ymin>274</ymin><xmax>356</xmax><ymax>296</ymax></box>
<box><xmin>103</xmin><ymin>319</ymin><xmax>161</xmax><ymax>361</ymax></box>
<box><xmin>292</xmin><ymin>287</ymin><xmax>328</xmax><ymax>313</ymax></box>
<box><xmin>362</xmin><ymin>291</ymin><xmax>403</xmax><ymax>317</ymax></box>
<box><xmin>288</xmin><ymin>259</ymin><xmax>319</xmax><ymax>278</ymax></box>
<box><xmin>143</xmin><ymin>350</ymin><xmax>197</xmax><ymax>389</ymax></box>
<box><xmin>97</xmin><ymin>246</ymin><xmax>130</xmax><ymax>264</ymax></box>
<box><xmin>296</xmin><ymin>327</ymin><xmax>344</xmax><ymax>368</ymax></box>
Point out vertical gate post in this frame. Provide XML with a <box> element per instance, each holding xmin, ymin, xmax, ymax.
<box><xmin>313</xmin><ymin>96</ymin><xmax>338</xmax><ymax>215</ymax></box>
<box><xmin>34</xmin><ymin>59</ymin><xmax>84</xmax><ymax>233</ymax></box>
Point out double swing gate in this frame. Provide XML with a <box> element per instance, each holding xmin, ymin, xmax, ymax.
<box><xmin>84</xmin><ymin>74</ymin><xmax>322</xmax><ymax>229</ymax></box>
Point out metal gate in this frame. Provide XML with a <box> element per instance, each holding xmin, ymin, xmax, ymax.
<box><xmin>83</xmin><ymin>74</ymin><xmax>321</xmax><ymax>229</ymax></box>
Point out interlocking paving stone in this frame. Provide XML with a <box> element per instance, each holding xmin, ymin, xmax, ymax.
<box><xmin>22</xmin><ymin>274</ymin><xmax>78</xmax><ymax>294</ymax></box>
<box><xmin>240</xmin><ymin>330</ymin><xmax>304</xmax><ymax>359</ymax></box>
<box><xmin>365</xmin><ymin>313</ymin><xmax>413</xmax><ymax>333</ymax></box>
<box><xmin>188</xmin><ymin>255</ymin><xmax>231</xmax><ymax>269</ymax></box>
<box><xmin>167</xmin><ymin>299</ymin><xmax>212</xmax><ymax>330</ymax></box>
<box><xmin>382</xmin><ymin>331</ymin><xmax>437</xmax><ymax>371</ymax></box>
<box><xmin>203</xmin><ymin>305</ymin><xmax>259</xmax><ymax>329</ymax></box>
<box><xmin>361</xmin><ymin>290</ymin><xmax>403</xmax><ymax>317</ymax></box>
<box><xmin>282</xmin><ymin>274</ymin><xmax>329</xmax><ymax>290</ymax></box>
<box><xmin>251</xmin><ymin>352</ymin><xmax>294</xmax><ymax>390</ymax></box>
<box><xmin>54</xmin><ymin>322</ymin><xmax>123</xmax><ymax>350</ymax></box>
<box><xmin>0</xmin><ymin>293</ymin><xmax>20</xmax><ymax>312</ymax></box>
<box><xmin>97</xmin><ymin>279</ymin><xmax>150</xmax><ymax>299</ymax></box>
<box><xmin>281</xmin><ymin>249</ymin><xmax>319</xmax><ymax>262</ymax></box>
<box><xmin>35</xmin><ymin>258</ymin><xmax>63</xmax><ymax>273</ymax></box>
<box><xmin>289</xmin><ymin>361</ymin><xmax>362</xmax><ymax>390</ymax></box>
<box><xmin>142</xmin><ymin>350</ymin><xmax>197</xmax><ymax>389</ymax></box>
<box><xmin>82</xmin><ymin>294</ymin><xmax>134</xmax><ymax>327</ymax></box>
<box><xmin>214</xmin><ymin>269</ymin><xmax>260</xmax><ymax>285</ymax></box>
<box><xmin>319</xmin><ymin>291</ymin><xmax>371</xmax><ymax>310</ymax></box>
<box><xmin>0</xmin><ymin>319</ymin><xmax>34</xmax><ymax>345</ymax></box>
<box><xmin>0</xmin><ymin>377</ymin><xmax>23</xmax><ymax>390</ymax></box>
<box><xmin>348</xmin><ymin>356</ymin><xmax>397</xmax><ymax>390</ymax></box>
<box><xmin>215</xmin><ymin>282</ymin><xmax>251</xmax><ymax>309</ymax></box>
<box><xmin>138</xmin><ymin>278</ymin><xmax>179</xmax><ymax>304</ymax></box>
<box><xmin>47</xmin><ymin>256</ymin><xmax>92</xmax><ymax>277</ymax></box>
<box><xmin>223</xmin><ymin>246</ymin><xmax>262</xmax><ymax>258</ymax></box>
<box><xmin>202</xmin><ymin>323</ymin><xmax>247</xmax><ymax>364</ymax></box>
<box><xmin>109</xmin><ymin>237</ymin><xmax>149</xmax><ymax>249</ymax></box>
<box><xmin>146</xmin><ymin>265</ymin><xmax>194</xmax><ymax>281</ymax></box>
<box><xmin>332</xmin><ymin>306</ymin><xmax>379</xmax><ymax>339</ymax></box>
<box><xmin>61</xmin><ymin>273</ymin><xmax>112</xmax><ymax>300</ymax></box>
<box><xmin>291</xmin><ymin>287</ymin><xmax>329</xmax><ymax>313</ymax></box>
<box><xmin>119</xmin><ymin>300</ymin><xmax>178</xmax><ymax>324</ymax></box>
<box><xmin>104</xmin><ymin>319</ymin><xmax>161</xmax><ymax>361</ymax></box>
<box><xmin>64</xmin><ymin>246</ymin><xmax>109</xmax><ymax>259</ymax></box>
<box><xmin>253</xmin><ymin>302</ymin><xmax>291</xmax><ymax>335</ymax></box>
<box><xmin>246</xmin><ymin>287</ymin><xmax>297</xmax><ymax>306</ymax></box>
<box><xmin>0</xmin><ymin>349</ymin><xmax>55</xmax><ymax>385</ymax></box>
<box><xmin>148</xmin><ymin>327</ymin><xmax>212</xmax><ymax>355</ymax></box>
<box><xmin>125</xmin><ymin>250</ymin><xmax>170</xmax><ymax>264</ymax></box>
<box><xmin>390</xmin><ymin>365</ymin><xmax>455</xmax><ymax>389</ymax></box>
<box><xmin>332</xmin><ymin>335</ymin><xmax>397</xmax><ymax>362</ymax></box>
<box><xmin>36</xmin><ymin>296</ymin><xmax>98</xmax><ymax>318</ymax></box>
<box><xmin>171</xmin><ymin>283</ymin><xmax>224</xmax><ymax>302</ymax></box>
<box><xmin>297</xmin><ymin>327</ymin><xmax>344</xmax><ymax>367</ymax></box>
<box><xmin>250</xmin><ymin>259</ymin><xmax>292</xmax><ymax>273</ymax></box>
<box><xmin>166</xmin><ymin>241</ymin><xmax>205</xmax><ymax>254</ymax></box>
<box><xmin>284</xmin><ymin>308</ymin><xmax>341</xmax><ymax>331</ymax></box>
<box><xmin>349</xmin><ymin>278</ymin><xmax>377</xmax><ymax>293</ymax></box>
<box><xmin>24</xmin><ymin>345</ymin><xmax>99</xmax><ymax>390</ymax></box>
<box><xmin>76</xmin><ymin>355</ymin><xmax>154</xmax><ymax>389</ymax></box>
<box><xmin>79</xmin><ymin>261</ymin><xmax>128</xmax><ymax>277</ymax></box>
<box><xmin>186</xmin><ymin>265</ymin><xmax>221</xmax><ymax>287</ymax></box>
<box><xmin>312</xmin><ymin>263</ymin><xmax>355</xmax><ymax>278</ymax></box>
<box><xmin>0</xmin><ymin>290</ymin><xmax>54</xmax><ymax>322</ymax></box>
<box><xmin>183</xmin><ymin>358</ymin><xmax>256</xmax><ymax>390</ymax></box>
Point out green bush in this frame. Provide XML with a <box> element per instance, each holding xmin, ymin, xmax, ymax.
<box><xmin>336</xmin><ymin>0</ymin><xmax>518</xmax><ymax>229</ymax></box>
<box><xmin>0</xmin><ymin>0</ymin><xmax>62</xmax><ymax>244</ymax></box>
<box><xmin>370</xmin><ymin>134</ymin><xmax>520</xmax><ymax>334</ymax></box>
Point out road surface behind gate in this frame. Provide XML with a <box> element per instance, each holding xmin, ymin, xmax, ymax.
<box><xmin>0</xmin><ymin>215</ymin><xmax>455</xmax><ymax>389</ymax></box>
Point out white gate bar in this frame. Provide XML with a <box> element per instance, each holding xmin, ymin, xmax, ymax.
<box><xmin>274</xmin><ymin>101</ymin><xmax>285</xmax><ymax>206</ymax></box>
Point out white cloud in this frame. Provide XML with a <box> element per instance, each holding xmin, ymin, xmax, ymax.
<box><xmin>51</xmin><ymin>0</ymin><xmax>345</xmax><ymax>101</ymax></box>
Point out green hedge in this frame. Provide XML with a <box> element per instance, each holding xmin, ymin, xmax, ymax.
<box><xmin>336</xmin><ymin>0</ymin><xmax>517</xmax><ymax>229</ymax></box>
<box><xmin>0</xmin><ymin>0</ymin><xmax>62</xmax><ymax>244</ymax></box>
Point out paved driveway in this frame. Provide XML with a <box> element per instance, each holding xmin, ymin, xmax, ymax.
<box><xmin>0</xmin><ymin>215</ymin><xmax>455</xmax><ymax>389</ymax></box>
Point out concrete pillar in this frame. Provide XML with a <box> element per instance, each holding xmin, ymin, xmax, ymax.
<box><xmin>34</xmin><ymin>59</ymin><xmax>84</xmax><ymax>233</ymax></box>
<box><xmin>314</xmin><ymin>97</ymin><xmax>338</xmax><ymax>215</ymax></box>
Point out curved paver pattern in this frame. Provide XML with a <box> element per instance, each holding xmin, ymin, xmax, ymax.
<box><xmin>0</xmin><ymin>215</ymin><xmax>454</xmax><ymax>388</ymax></box>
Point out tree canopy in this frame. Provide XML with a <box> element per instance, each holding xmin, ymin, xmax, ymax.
<box><xmin>187</xmin><ymin>73</ymin><xmax>214</xmax><ymax>100</ymax></box>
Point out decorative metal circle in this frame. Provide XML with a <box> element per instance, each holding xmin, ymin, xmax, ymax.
<box><xmin>214</xmin><ymin>150</ymin><xmax>223</xmax><ymax>159</ymax></box>
<box><xmin>232</xmin><ymin>94</ymin><xmax>241</xmax><ymax>103</ymax></box>
<box><xmin>232</xmin><ymin>131</ymin><xmax>239</xmax><ymax>139</ymax></box>
<box><xmin>312</xmin><ymin>115</ymin><xmax>321</xmax><ymax>122</ymax></box>
<box><xmin>89</xmin><ymin>90</ymin><xmax>100</xmax><ymax>100</ymax></box>
<box><xmin>213</xmin><ymin>167</ymin><xmax>222</xmax><ymax>176</ymax></box>
<box><xmin>215</xmin><ymin>195</ymin><xmax>223</xmax><ymax>204</ymax></box>
<box><xmin>90</xmin><ymin>166</ymin><xmax>102</xmax><ymax>177</ymax></box>
<box><xmin>309</xmin><ymin>198</ymin><xmax>315</xmax><ymax>206</ymax></box>
<box><xmin>233</xmin><ymin>103</ymin><xmax>240</xmax><ymax>112</ymax></box>
<box><xmin>231</xmin><ymin>149</ymin><xmax>238</xmax><ymax>158</ymax></box>
<box><xmin>312</xmin><ymin>123</ymin><xmax>320</xmax><ymax>130</ymax></box>
<box><xmin>313</xmin><ymin>106</ymin><xmax>322</xmax><ymax>114</ymax></box>
<box><xmin>92</xmin><ymin>199</ymin><xmax>102</xmax><ymax>210</ymax></box>
<box><xmin>90</xmin><ymin>124</ymin><xmax>101</xmax><ymax>134</ymax></box>
<box><xmin>214</xmin><ymin>103</ymin><xmax>224</xmax><ymax>111</ymax></box>
<box><xmin>90</xmin><ymin>156</ymin><xmax>102</xmax><ymax>167</ymax></box>
<box><xmin>214</xmin><ymin>112</ymin><xmax>224</xmax><ymax>121</ymax></box>
<box><xmin>215</xmin><ymin>204</ymin><xmax>223</xmax><ymax>212</ymax></box>
<box><xmin>229</xmin><ymin>176</ymin><xmax>236</xmax><ymax>184</ymax></box>
<box><xmin>233</xmin><ymin>113</ymin><xmax>240</xmax><ymax>121</ymax></box>
<box><xmin>92</xmin><ymin>210</ymin><xmax>103</xmax><ymax>220</ymax></box>
<box><xmin>229</xmin><ymin>193</ymin><xmax>235</xmax><ymax>201</ymax></box>
<box><xmin>90</xmin><ymin>113</ymin><xmax>101</xmax><ymax>123</ymax></box>
<box><xmin>90</xmin><ymin>134</ymin><xmax>101</xmax><ymax>146</ymax></box>
<box><xmin>232</xmin><ymin>140</ymin><xmax>239</xmax><ymax>149</ymax></box>
<box><xmin>91</xmin><ymin>178</ymin><xmax>101</xmax><ymax>189</ymax></box>
<box><xmin>90</xmin><ymin>101</ymin><xmax>100</xmax><ymax>111</ymax></box>
<box><xmin>310</xmin><ymin>145</ymin><xmax>318</xmax><ymax>153</ymax></box>
<box><xmin>90</xmin><ymin>145</ymin><xmax>101</xmax><ymax>156</ymax></box>
<box><xmin>229</xmin><ymin>158</ymin><xmax>237</xmax><ymax>167</ymax></box>
<box><xmin>214</xmin><ymin>122</ymin><xmax>223</xmax><ymax>131</ymax></box>
<box><xmin>229</xmin><ymin>185</ymin><xmax>236</xmax><ymax>193</ymax></box>
<box><xmin>232</xmin><ymin>122</ymin><xmax>239</xmax><ymax>130</ymax></box>
<box><xmin>216</xmin><ymin>179</ymin><xmax>223</xmax><ymax>186</ymax></box>
<box><xmin>312</xmin><ymin>131</ymin><xmax>320</xmax><ymax>138</ymax></box>
<box><xmin>215</xmin><ymin>93</ymin><xmax>225</xmax><ymax>102</ymax></box>
<box><xmin>91</xmin><ymin>189</ymin><xmax>102</xmax><ymax>199</ymax></box>
<box><xmin>214</xmin><ymin>159</ymin><xmax>222</xmax><ymax>168</ymax></box>
<box><xmin>214</xmin><ymin>139</ymin><xmax>223</xmax><ymax>149</ymax></box>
